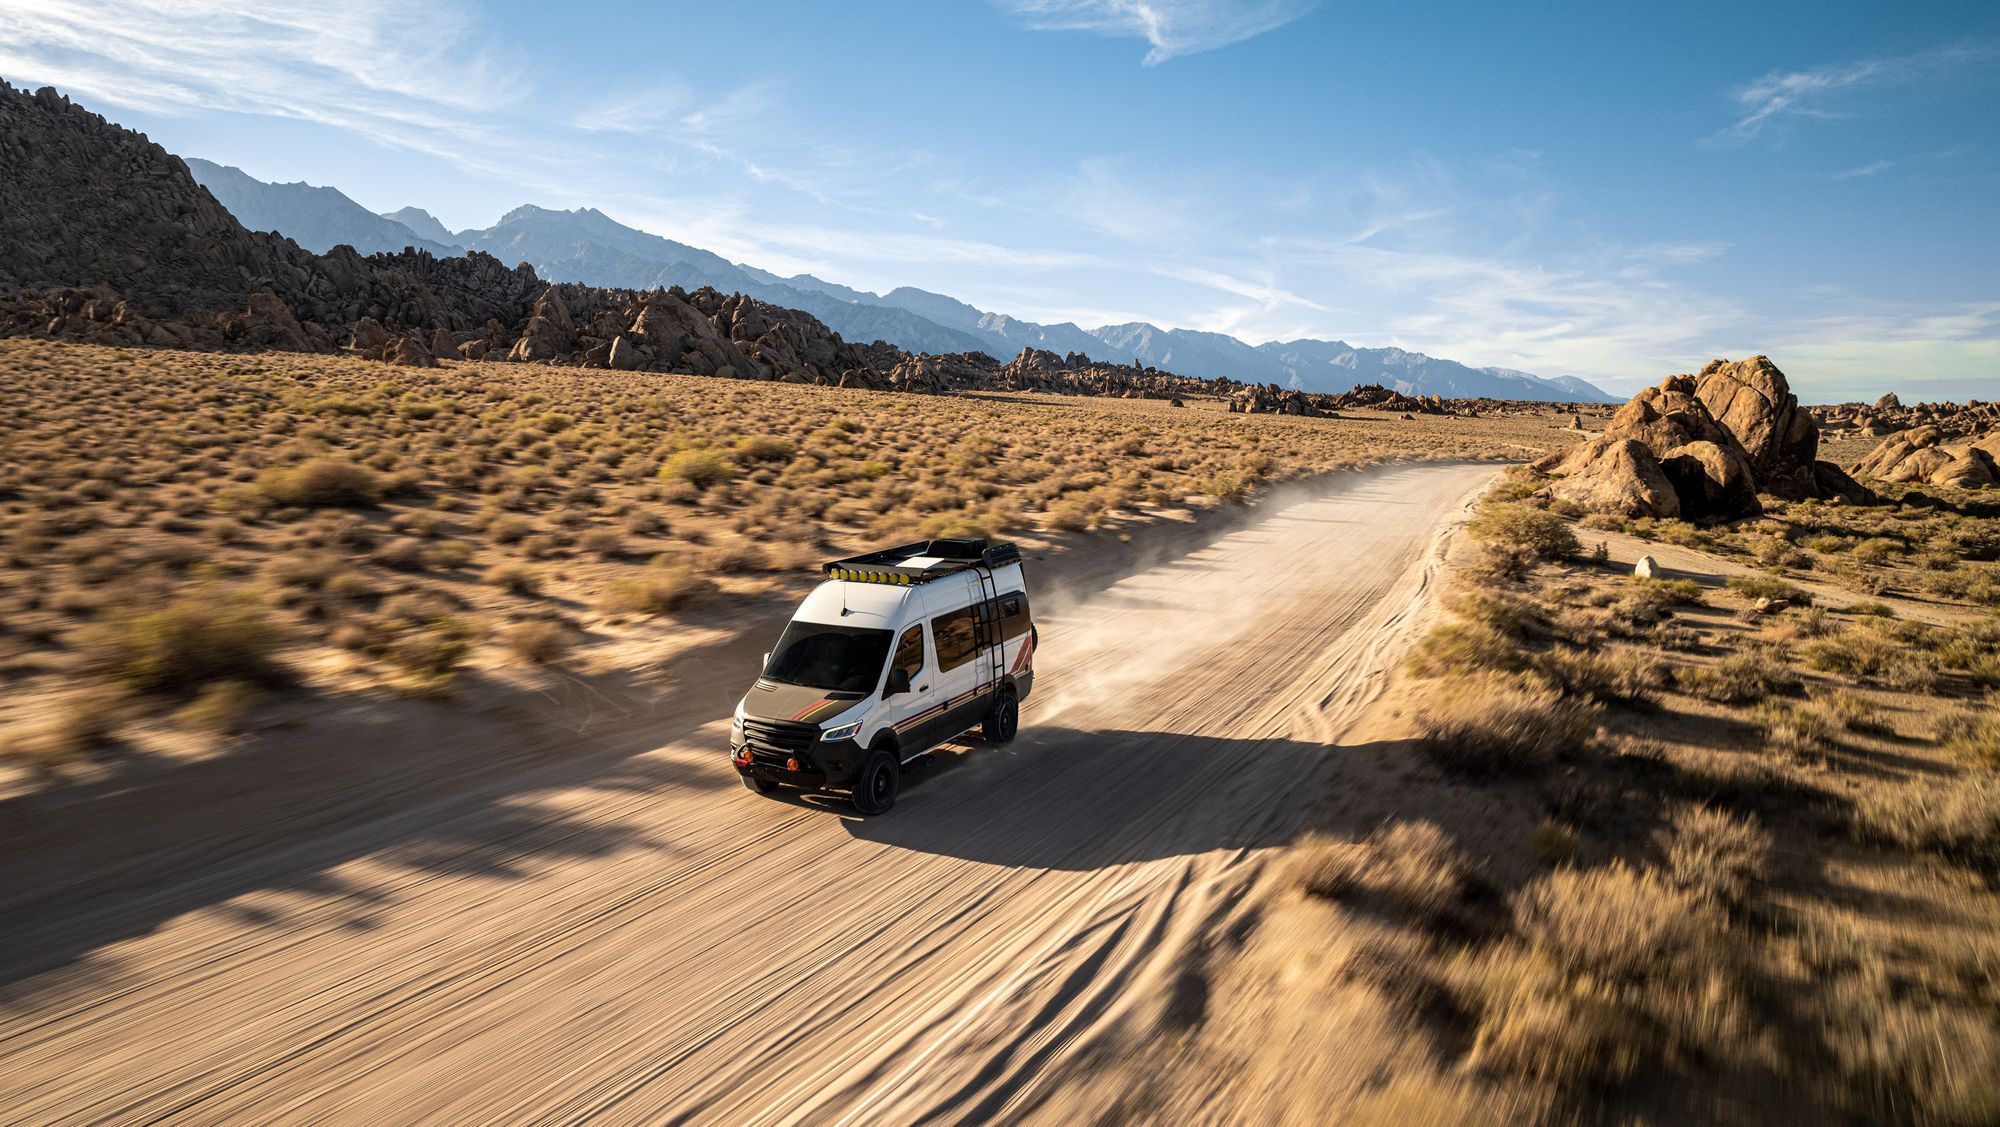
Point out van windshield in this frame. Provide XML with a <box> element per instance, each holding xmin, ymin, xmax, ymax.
<box><xmin>762</xmin><ymin>621</ymin><xmax>894</xmax><ymax>694</ymax></box>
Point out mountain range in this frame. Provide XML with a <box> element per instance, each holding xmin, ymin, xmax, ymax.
<box><xmin>186</xmin><ymin>161</ymin><xmax>1616</xmax><ymax>402</ymax></box>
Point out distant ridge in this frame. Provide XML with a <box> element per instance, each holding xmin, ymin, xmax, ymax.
<box><xmin>381</xmin><ymin>206</ymin><xmax>459</xmax><ymax>247</ymax></box>
<box><xmin>184</xmin><ymin>164</ymin><xmax>1618</xmax><ymax>403</ymax></box>
<box><xmin>184</xmin><ymin>159</ymin><xmax>461</xmax><ymax>257</ymax></box>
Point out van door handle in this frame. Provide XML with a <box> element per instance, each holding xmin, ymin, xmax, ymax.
<box><xmin>917</xmin><ymin>684</ymin><xmax>930</xmax><ymax>692</ymax></box>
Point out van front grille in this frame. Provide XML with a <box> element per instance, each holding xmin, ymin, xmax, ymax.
<box><xmin>743</xmin><ymin>718</ymin><xmax>817</xmax><ymax>754</ymax></box>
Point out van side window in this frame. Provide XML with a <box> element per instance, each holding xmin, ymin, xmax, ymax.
<box><xmin>997</xmin><ymin>592</ymin><xmax>1032</xmax><ymax>641</ymax></box>
<box><xmin>890</xmin><ymin>624</ymin><xmax>925</xmax><ymax>683</ymax></box>
<box><xmin>933</xmin><ymin>606</ymin><xmax>978</xmax><ymax>672</ymax></box>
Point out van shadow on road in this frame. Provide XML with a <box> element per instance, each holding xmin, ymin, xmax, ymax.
<box><xmin>839</xmin><ymin>725</ymin><xmax>1393</xmax><ymax>872</ymax></box>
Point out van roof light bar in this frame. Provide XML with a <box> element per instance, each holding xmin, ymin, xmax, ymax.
<box><xmin>822</xmin><ymin>537</ymin><xmax>1021</xmax><ymax>585</ymax></box>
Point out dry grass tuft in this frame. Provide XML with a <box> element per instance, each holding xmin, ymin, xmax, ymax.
<box><xmin>1415</xmin><ymin>673</ymin><xmax>1599</xmax><ymax>777</ymax></box>
<box><xmin>81</xmin><ymin>588</ymin><xmax>284</xmax><ymax>695</ymax></box>
<box><xmin>1293</xmin><ymin>820</ymin><xmax>1492</xmax><ymax>936</ymax></box>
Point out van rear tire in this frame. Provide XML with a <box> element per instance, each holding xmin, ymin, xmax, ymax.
<box><xmin>852</xmin><ymin>750</ymin><xmax>899</xmax><ymax>815</ymax></box>
<box><xmin>983</xmin><ymin>686</ymin><xmax>1019</xmax><ymax>744</ymax></box>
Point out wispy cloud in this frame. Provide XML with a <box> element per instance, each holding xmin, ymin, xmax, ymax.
<box><xmin>996</xmin><ymin>0</ymin><xmax>1318</xmax><ymax>65</ymax></box>
<box><xmin>1833</xmin><ymin>159</ymin><xmax>1893</xmax><ymax>179</ymax></box>
<box><xmin>0</xmin><ymin>0</ymin><xmax>542</xmax><ymax>185</ymax></box>
<box><xmin>1714</xmin><ymin>42</ymin><xmax>1997</xmax><ymax>144</ymax></box>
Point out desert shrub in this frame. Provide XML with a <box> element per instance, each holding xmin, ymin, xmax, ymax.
<box><xmin>599</xmin><ymin>558</ymin><xmax>711</xmax><ymax>615</ymax></box>
<box><xmin>1809</xmin><ymin>688</ymin><xmax>1879</xmax><ymax>734</ymax></box>
<box><xmin>1937</xmin><ymin>707</ymin><xmax>2000</xmax><ymax>770</ymax></box>
<box><xmin>1754</xmin><ymin>699</ymin><xmax>1837</xmax><ymax>758</ymax></box>
<box><xmin>370</xmin><ymin>537</ymin><xmax>430</xmax><ymax>571</ymax></box>
<box><xmin>579</xmin><ymin>527</ymin><xmax>628</xmax><ymax>558</ymax></box>
<box><xmin>1468</xmin><ymin>503</ymin><xmax>1579</xmax><ymax>562</ymax></box>
<box><xmin>1656</xmin><ymin>805</ymin><xmax>1769</xmax><ymax>908</ymax></box>
<box><xmin>1816</xmin><ymin>990</ymin><xmax>2000</xmax><ymax>1126</ymax></box>
<box><xmin>1449</xmin><ymin>590</ymin><xmax>1549</xmax><ymax>640</ymax></box>
<box><xmin>1802</xmin><ymin>627</ymin><xmax>1939</xmax><ymax>691</ymax></box>
<box><xmin>1679</xmin><ymin>652</ymin><xmax>1795</xmax><ymax>704</ymax></box>
<box><xmin>255</xmin><ymin>458</ymin><xmax>383</xmax><ymax>508</ymax></box>
<box><xmin>485</xmin><ymin>563</ymin><xmax>542</xmax><ymax>596</ymax></box>
<box><xmin>0</xmin><ymin>685</ymin><xmax>125</xmax><ymax>767</ymax></box>
<box><xmin>385</xmin><ymin>616</ymin><xmax>477</xmax><ymax>682</ymax></box>
<box><xmin>1293</xmin><ymin>820</ymin><xmax>1490</xmax><ymax>935</ymax></box>
<box><xmin>486</xmin><ymin>514</ymin><xmax>534</xmax><ymax>544</ymax></box>
<box><xmin>1415</xmin><ymin>673</ymin><xmax>1599</xmax><ymax>777</ymax></box>
<box><xmin>1726</xmin><ymin>574</ymin><xmax>1811</xmax><ymax>605</ymax></box>
<box><xmin>1406</xmin><ymin>620</ymin><xmax>1529</xmax><ymax>677</ymax></box>
<box><xmin>176</xmin><ymin>679</ymin><xmax>259</xmax><ymax>735</ymax></box>
<box><xmin>1458</xmin><ymin>863</ymin><xmax>1757</xmax><ymax>1090</ymax></box>
<box><xmin>1634</xmin><ymin>576</ymin><xmax>1706</xmax><ymax>606</ymax></box>
<box><xmin>1511</xmin><ymin>862</ymin><xmax>1726</xmax><ymax>986</ymax></box>
<box><xmin>1532</xmin><ymin>647</ymin><xmax>1663</xmax><ymax>705</ymax></box>
<box><xmin>659</xmin><ymin>448</ymin><xmax>737</xmax><ymax>489</ymax></box>
<box><xmin>732</xmin><ymin>435</ymin><xmax>796</xmax><ymax>463</ymax></box>
<box><xmin>1850</xmin><ymin>774</ymin><xmax>2000</xmax><ymax>871</ymax></box>
<box><xmin>504</xmin><ymin>620</ymin><xmax>572</xmax><ymax>665</ymax></box>
<box><xmin>1849</xmin><ymin>536</ymin><xmax>1904</xmax><ymax>565</ymax></box>
<box><xmin>1194</xmin><ymin>471</ymin><xmax>1249</xmax><ymax>502</ymax></box>
<box><xmin>83</xmin><ymin>589</ymin><xmax>284</xmax><ymax>694</ymax></box>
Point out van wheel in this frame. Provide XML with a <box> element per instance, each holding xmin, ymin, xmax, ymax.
<box><xmin>742</xmin><ymin>773</ymin><xmax>781</xmax><ymax>795</ymax></box>
<box><xmin>983</xmin><ymin>687</ymin><xmax>1019</xmax><ymax>744</ymax></box>
<box><xmin>852</xmin><ymin>750</ymin><xmax>899</xmax><ymax>815</ymax></box>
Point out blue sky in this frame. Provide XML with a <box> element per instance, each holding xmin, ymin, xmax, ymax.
<box><xmin>1</xmin><ymin>1</ymin><xmax>1996</xmax><ymax>399</ymax></box>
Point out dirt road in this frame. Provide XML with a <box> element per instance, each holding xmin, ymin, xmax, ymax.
<box><xmin>0</xmin><ymin>462</ymin><xmax>1494</xmax><ymax>1125</ymax></box>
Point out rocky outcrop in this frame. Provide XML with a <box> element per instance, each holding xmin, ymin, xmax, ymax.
<box><xmin>1225</xmin><ymin>381</ymin><xmax>1450</xmax><ymax>417</ymax></box>
<box><xmin>1812</xmin><ymin>396</ymin><xmax>1997</xmax><ymax>442</ymax></box>
<box><xmin>1605</xmin><ymin>377</ymin><xmax>1732</xmax><ymax>455</ymax></box>
<box><xmin>1534</xmin><ymin>357</ymin><xmax>1870</xmax><ymax>520</ymax></box>
<box><xmin>1536</xmin><ymin>437</ymin><xmax>1682</xmax><ymax>518</ymax></box>
<box><xmin>1692</xmin><ymin>356</ymin><xmax>1819</xmax><ymax>498</ymax></box>
<box><xmin>1856</xmin><ymin>426</ymin><xmax>1999</xmax><ymax>489</ymax></box>
<box><xmin>1659</xmin><ymin>440</ymin><xmax>1760</xmax><ymax>520</ymax></box>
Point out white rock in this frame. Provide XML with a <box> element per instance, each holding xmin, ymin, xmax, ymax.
<box><xmin>1634</xmin><ymin>555</ymin><xmax>1659</xmax><ymax>579</ymax></box>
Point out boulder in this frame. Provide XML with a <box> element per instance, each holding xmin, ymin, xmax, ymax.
<box><xmin>1605</xmin><ymin>378</ymin><xmax>1731</xmax><ymax>457</ymax></box>
<box><xmin>506</xmin><ymin>288</ymin><xmax>576</xmax><ymax>362</ymax></box>
<box><xmin>1542</xmin><ymin>436</ymin><xmax>1682</xmax><ymax>519</ymax></box>
<box><xmin>1853</xmin><ymin>425</ymin><xmax>1995</xmax><ymax>489</ymax></box>
<box><xmin>389</xmin><ymin>334</ymin><xmax>436</xmax><ymax>367</ymax></box>
<box><xmin>1658</xmin><ymin>440</ymin><xmax>1761</xmax><ymax>520</ymax></box>
<box><xmin>607</xmin><ymin>333</ymin><xmax>642</xmax><ymax>371</ymax></box>
<box><xmin>1691</xmin><ymin>356</ymin><xmax>1818</xmax><ymax>496</ymax></box>
<box><xmin>225</xmin><ymin>292</ymin><xmax>312</xmax><ymax>352</ymax></box>
<box><xmin>1812</xmin><ymin>461</ymin><xmax>1875</xmax><ymax>505</ymax></box>
<box><xmin>1634</xmin><ymin>555</ymin><xmax>1660</xmax><ymax>579</ymax></box>
<box><xmin>1933</xmin><ymin>448</ymin><xmax>1997</xmax><ymax>489</ymax></box>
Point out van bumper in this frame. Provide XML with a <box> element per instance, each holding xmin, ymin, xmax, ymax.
<box><xmin>733</xmin><ymin>737</ymin><xmax>865</xmax><ymax>790</ymax></box>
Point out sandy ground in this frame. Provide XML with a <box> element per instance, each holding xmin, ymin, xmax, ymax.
<box><xmin>0</xmin><ymin>462</ymin><xmax>1494</xmax><ymax>1126</ymax></box>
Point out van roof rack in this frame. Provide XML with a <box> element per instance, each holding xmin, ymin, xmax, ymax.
<box><xmin>823</xmin><ymin>538</ymin><xmax>1021</xmax><ymax>585</ymax></box>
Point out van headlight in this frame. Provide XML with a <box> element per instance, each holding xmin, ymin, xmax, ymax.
<box><xmin>730</xmin><ymin>715</ymin><xmax>744</xmax><ymax>742</ymax></box>
<box><xmin>820</xmin><ymin>721</ymin><xmax>862</xmax><ymax>743</ymax></box>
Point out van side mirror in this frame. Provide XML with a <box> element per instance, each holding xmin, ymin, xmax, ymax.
<box><xmin>885</xmin><ymin>668</ymin><xmax>912</xmax><ymax>697</ymax></box>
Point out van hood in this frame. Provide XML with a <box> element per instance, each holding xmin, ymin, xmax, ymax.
<box><xmin>742</xmin><ymin>679</ymin><xmax>867</xmax><ymax>726</ymax></box>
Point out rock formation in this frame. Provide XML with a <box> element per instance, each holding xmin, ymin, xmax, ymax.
<box><xmin>1813</xmin><ymin>396</ymin><xmax>1998</xmax><ymax>442</ymax></box>
<box><xmin>1855</xmin><ymin>426</ymin><xmax>2000</xmax><ymax>489</ymax></box>
<box><xmin>1532</xmin><ymin>356</ymin><xmax>1871</xmax><ymax>519</ymax></box>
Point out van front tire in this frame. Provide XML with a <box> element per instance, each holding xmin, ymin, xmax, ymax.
<box><xmin>852</xmin><ymin>750</ymin><xmax>899</xmax><ymax>815</ymax></box>
<box><xmin>742</xmin><ymin>773</ymin><xmax>781</xmax><ymax>795</ymax></box>
<box><xmin>983</xmin><ymin>686</ymin><xmax>1019</xmax><ymax>744</ymax></box>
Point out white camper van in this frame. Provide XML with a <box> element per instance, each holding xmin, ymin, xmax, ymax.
<box><xmin>730</xmin><ymin>538</ymin><xmax>1036</xmax><ymax>814</ymax></box>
